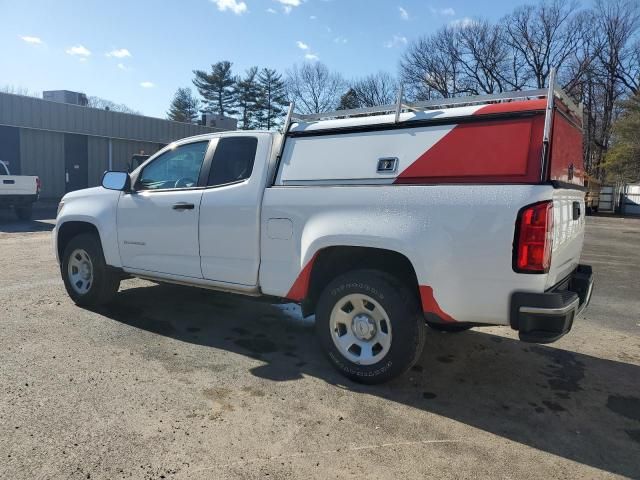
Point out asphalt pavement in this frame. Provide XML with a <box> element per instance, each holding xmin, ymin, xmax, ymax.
<box><xmin>0</xmin><ymin>208</ymin><xmax>638</xmax><ymax>479</ymax></box>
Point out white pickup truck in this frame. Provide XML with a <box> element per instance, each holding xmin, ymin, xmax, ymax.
<box><xmin>0</xmin><ymin>160</ymin><xmax>40</xmax><ymax>220</ymax></box>
<box><xmin>54</xmin><ymin>78</ymin><xmax>593</xmax><ymax>383</ymax></box>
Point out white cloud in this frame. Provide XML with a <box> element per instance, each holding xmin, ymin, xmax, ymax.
<box><xmin>305</xmin><ymin>53</ymin><xmax>319</xmax><ymax>61</ymax></box>
<box><xmin>20</xmin><ymin>36</ymin><xmax>43</xmax><ymax>45</ymax></box>
<box><xmin>296</xmin><ymin>40</ymin><xmax>309</xmax><ymax>50</ymax></box>
<box><xmin>66</xmin><ymin>45</ymin><xmax>91</xmax><ymax>57</ymax></box>
<box><xmin>117</xmin><ymin>63</ymin><xmax>127</xmax><ymax>70</ymax></box>
<box><xmin>333</xmin><ymin>36</ymin><xmax>347</xmax><ymax>44</ymax></box>
<box><xmin>430</xmin><ymin>6</ymin><xmax>456</xmax><ymax>16</ymax></box>
<box><xmin>267</xmin><ymin>7</ymin><xmax>277</xmax><ymax>13</ymax></box>
<box><xmin>140</xmin><ymin>81</ymin><xmax>155</xmax><ymax>88</ymax></box>
<box><xmin>309</xmin><ymin>15</ymin><xmax>317</xmax><ymax>20</ymax></box>
<box><xmin>384</xmin><ymin>35</ymin><xmax>408</xmax><ymax>48</ymax></box>
<box><xmin>450</xmin><ymin>16</ymin><xmax>474</xmax><ymax>28</ymax></box>
<box><xmin>212</xmin><ymin>0</ymin><xmax>247</xmax><ymax>15</ymax></box>
<box><xmin>106</xmin><ymin>48</ymin><xmax>131</xmax><ymax>58</ymax></box>
<box><xmin>276</xmin><ymin>0</ymin><xmax>300</xmax><ymax>14</ymax></box>
<box><xmin>399</xmin><ymin>6</ymin><xmax>409</xmax><ymax>20</ymax></box>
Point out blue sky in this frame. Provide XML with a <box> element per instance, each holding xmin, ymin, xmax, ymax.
<box><xmin>1</xmin><ymin>0</ymin><xmax>520</xmax><ymax>118</ymax></box>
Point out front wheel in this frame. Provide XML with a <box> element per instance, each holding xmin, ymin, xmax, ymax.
<box><xmin>316</xmin><ymin>269</ymin><xmax>426</xmax><ymax>384</ymax></box>
<box><xmin>61</xmin><ymin>233</ymin><xmax>120</xmax><ymax>306</ymax></box>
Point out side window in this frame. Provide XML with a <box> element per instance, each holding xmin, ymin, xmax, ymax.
<box><xmin>207</xmin><ymin>137</ymin><xmax>258</xmax><ymax>187</ymax></box>
<box><xmin>0</xmin><ymin>162</ymin><xmax>8</xmax><ymax>175</ymax></box>
<box><xmin>137</xmin><ymin>141</ymin><xmax>208</xmax><ymax>191</ymax></box>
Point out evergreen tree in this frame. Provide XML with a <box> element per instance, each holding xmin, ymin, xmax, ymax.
<box><xmin>337</xmin><ymin>88</ymin><xmax>360</xmax><ymax>110</ymax></box>
<box><xmin>603</xmin><ymin>93</ymin><xmax>640</xmax><ymax>183</ymax></box>
<box><xmin>166</xmin><ymin>87</ymin><xmax>200</xmax><ymax>123</ymax></box>
<box><xmin>192</xmin><ymin>61</ymin><xmax>237</xmax><ymax>116</ymax></box>
<box><xmin>256</xmin><ymin>68</ymin><xmax>288</xmax><ymax>130</ymax></box>
<box><xmin>234</xmin><ymin>67</ymin><xmax>261</xmax><ymax>130</ymax></box>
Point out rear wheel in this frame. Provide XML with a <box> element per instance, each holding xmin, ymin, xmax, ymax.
<box><xmin>62</xmin><ymin>233</ymin><xmax>120</xmax><ymax>306</ymax></box>
<box><xmin>15</xmin><ymin>204</ymin><xmax>32</xmax><ymax>220</ymax></box>
<box><xmin>316</xmin><ymin>269</ymin><xmax>426</xmax><ymax>384</ymax></box>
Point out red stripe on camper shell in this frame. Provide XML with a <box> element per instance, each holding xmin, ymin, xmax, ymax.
<box><xmin>395</xmin><ymin>99</ymin><xmax>546</xmax><ymax>184</ymax></box>
<box><xmin>285</xmin><ymin>253</ymin><xmax>318</xmax><ymax>301</ymax></box>
<box><xmin>419</xmin><ymin>285</ymin><xmax>456</xmax><ymax>323</ymax></box>
<box><xmin>474</xmin><ymin>98</ymin><xmax>547</xmax><ymax>115</ymax></box>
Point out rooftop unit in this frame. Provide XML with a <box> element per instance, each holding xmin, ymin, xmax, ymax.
<box><xmin>201</xmin><ymin>113</ymin><xmax>237</xmax><ymax>130</ymax></box>
<box><xmin>43</xmin><ymin>90</ymin><xmax>88</xmax><ymax>106</ymax></box>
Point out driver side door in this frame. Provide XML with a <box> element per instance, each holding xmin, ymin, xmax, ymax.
<box><xmin>117</xmin><ymin>140</ymin><xmax>213</xmax><ymax>278</ymax></box>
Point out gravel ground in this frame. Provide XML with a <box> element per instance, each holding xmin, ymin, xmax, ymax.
<box><xmin>0</xmin><ymin>209</ymin><xmax>639</xmax><ymax>479</ymax></box>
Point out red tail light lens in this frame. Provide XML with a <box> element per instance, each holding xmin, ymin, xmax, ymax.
<box><xmin>514</xmin><ymin>201</ymin><xmax>553</xmax><ymax>273</ymax></box>
<box><xmin>36</xmin><ymin>176</ymin><xmax>41</xmax><ymax>193</ymax></box>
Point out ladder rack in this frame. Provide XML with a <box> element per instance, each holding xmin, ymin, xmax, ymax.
<box><xmin>283</xmin><ymin>69</ymin><xmax>582</xmax><ymax>129</ymax></box>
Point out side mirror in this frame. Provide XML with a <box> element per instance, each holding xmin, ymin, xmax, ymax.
<box><xmin>102</xmin><ymin>171</ymin><xmax>131</xmax><ymax>191</ymax></box>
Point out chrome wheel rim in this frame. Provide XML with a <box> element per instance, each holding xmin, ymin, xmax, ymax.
<box><xmin>329</xmin><ymin>293</ymin><xmax>392</xmax><ymax>365</ymax></box>
<box><xmin>67</xmin><ymin>248</ymin><xmax>94</xmax><ymax>295</ymax></box>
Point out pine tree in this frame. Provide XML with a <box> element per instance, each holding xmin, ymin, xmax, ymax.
<box><xmin>234</xmin><ymin>67</ymin><xmax>261</xmax><ymax>130</ymax></box>
<box><xmin>256</xmin><ymin>68</ymin><xmax>288</xmax><ymax>130</ymax></box>
<box><xmin>166</xmin><ymin>88</ymin><xmax>200</xmax><ymax>123</ymax></box>
<box><xmin>337</xmin><ymin>88</ymin><xmax>360</xmax><ymax>110</ymax></box>
<box><xmin>603</xmin><ymin>93</ymin><xmax>640</xmax><ymax>183</ymax></box>
<box><xmin>192</xmin><ymin>61</ymin><xmax>237</xmax><ymax>116</ymax></box>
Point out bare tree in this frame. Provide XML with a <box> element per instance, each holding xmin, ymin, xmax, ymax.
<box><xmin>501</xmin><ymin>0</ymin><xmax>583</xmax><ymax>89</ymax></box>
<box><xmin>586</xmin><ymin>0</ymin><xmax>640</xmax><ymax>175</ymax></box>
<box><xmin>1</xmin><ymin>85</ymin><xmax>41</xmax><ymax>97</ymax></box>
<box><xmin>401</xmin><ymin>26</ymin><xmax>464</xmax><ymax>100</ymax></box>
<box><xmin>87</xmin><ymin>96</ymin><xmax>140</xmax><ymax>114</ymax></box>
<box><xmin>351</xmin><ymin>72</ymin><xmax>398</xmax><ymax>107</ymax></box>
<box><xmin>401</xmin><ymin>20</ymin><xmax>529</xmax><ymax>99</ymax></box>
<box><xmin>286</xmin><ymin>62</ymin><xmax>346</xmax><ymax>114</ymax></box>
<box><xmin>455</xmin><ymin>19</ymin><xmax>521</xmax><ymax>94</ymax></box>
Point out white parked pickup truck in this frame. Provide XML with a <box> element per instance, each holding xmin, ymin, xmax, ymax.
<box><xmin>0</xmin><ymin>160</ymin><xmax>40</xmax><ymax>220</ymax></box>
<box><xmin>54</xmin><ymin>78</ymin><xmax>594</xmax><ymax>383</ymax></box>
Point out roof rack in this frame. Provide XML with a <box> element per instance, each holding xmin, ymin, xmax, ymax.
<box><xmin>286</xmin><ymin>68</ymin><xmax>582</xmax><ymax>127</ymax></box>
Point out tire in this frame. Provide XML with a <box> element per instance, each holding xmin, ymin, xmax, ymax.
<box><xmin>315</xmin><ymin>269</ymin><xmax>426</xmax><ymax>384</ymax></box>
<box><xmin>426</xmin><ymin>321</ymin><xmax>473</xmax><ymax>333</ymax></box>
<box><xmin>61</xmin><ymin>233</ymin><xmax>120</xmax><ymax>306</ymax></box>
<box><xmin>15</xmin><ymin>204</ymin><xmax>33</xmax><ymax>220</ymax></box>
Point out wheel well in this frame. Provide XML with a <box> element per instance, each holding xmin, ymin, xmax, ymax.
<box><xmin>57</xmin><ymin>221</ymin><xmax>100</xmax><ymax>260</ymax></box>
<box><xmin>303</xmin><ymin>246</ymin><xmax>420</xmax><ymax>316</ymax></box>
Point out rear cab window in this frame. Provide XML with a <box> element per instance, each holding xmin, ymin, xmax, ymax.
<box><xmin>208</xmin><ymin>137</ymin><xmax>258</xmax><ymax>186</ymax></box>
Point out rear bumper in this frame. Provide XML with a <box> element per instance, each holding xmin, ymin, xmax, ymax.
<box><xmin>510</xmin><ymin>264</ymin><xmax>594</xmax><ymax>343</ymax></box>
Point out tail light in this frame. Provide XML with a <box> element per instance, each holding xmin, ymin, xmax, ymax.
<box><xmin>514</xmin><ymin>201</ymin><xmax>554</xmax><ymax>273</ymax></box>
<box><xmin>36</xmin><ymin>176</ymin><xmax>41</xmax><ymax>193</ymax></box>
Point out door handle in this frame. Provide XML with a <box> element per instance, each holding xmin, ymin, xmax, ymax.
<box><xmin>3</xmin><ymin>179</ymin><xmax>15</xmax><ymax>184</ymax></box>
<box><xmin>172</xmin><ymin>202</ymin><xmax>195</xmax><ymax>210</ymax></box>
